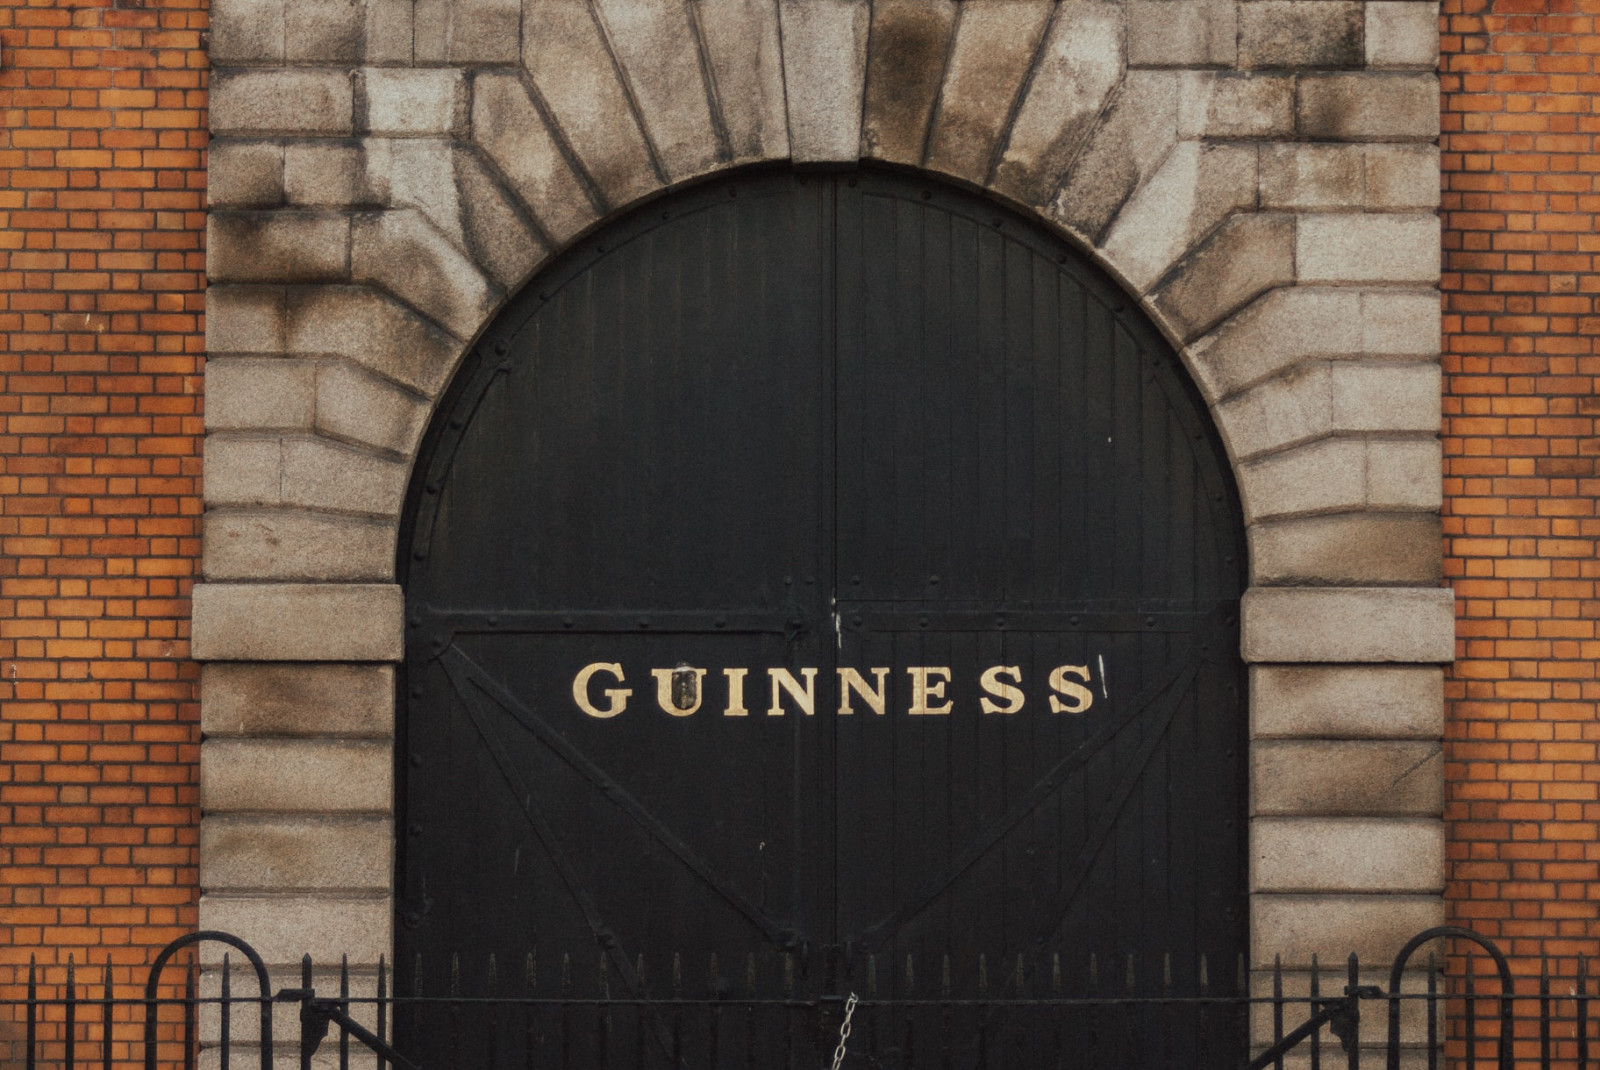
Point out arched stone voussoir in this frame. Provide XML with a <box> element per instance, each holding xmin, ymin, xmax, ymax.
<box><xmin>284</xmin><ymin>285</ymin><xmax>460</xmax><ymax>398</ymax></box>
<box><xmin>860</xmin><ymin>0</ymin><xmax>956</xmax><ymax>166</ymax></box>
<box><xmin>780</xmin><ymin>0</ymin><xmax>869</xmax><ymax>163</ymax></box>
<box><xmin>695</xmin><ymin>0</ymin><xmax>789</xmax><ymax>163</ymax></box>
<box><xmin>1046</xmin><ymin>69</ymin><xmax>1178</xmax><ymax>245</ymax></box>
<box><xmin>351</xmin><ymin>208</ymin><xmax>502</xmax><ymax>341</ymax></box>
<box><xmin>1235</xmin><ymin>436</ymin><xmax>1442</xmax><ymax>525</ymax></box>
<box><xmin>470</xmin><ymin>71</ymin><xmax>602</xmax><ymax>248</ymax></box>
<box><xmin>1148</xmin><ymin>212</ymin><xmax>1295</xmax><ymax>343</ymax></box>
<box><xmin>1248</xmin><ymin>511</ymin><xmax>1444</xmax><ymax>588</ymax></box>
<box><xmin>1217</xmin><ymin>359</ymin><xmax>1439</xmax><ymax>463</ymax></box>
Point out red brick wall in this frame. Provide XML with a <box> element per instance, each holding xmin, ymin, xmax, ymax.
<box><xmin>1442</xmin><ymin>0</ymin><xmax>1600</xmax><ymax>985</ymax></box>
<box><xmin>0</xmin><ymin>0</ymin><xmax>207</xmax><ymax>1039</ymax></box>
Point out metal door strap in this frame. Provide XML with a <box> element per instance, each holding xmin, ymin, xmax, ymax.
<box><xmin>829</xmin><ymin>993</ymin><xmax>858</xmax><ymax>1070</ymax></box>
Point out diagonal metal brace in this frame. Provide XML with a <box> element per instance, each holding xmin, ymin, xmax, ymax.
<box><xmin>1244</xmin><ymin>985</ymin><xmax>1381</xmax><ymax>1070</ymax></box>
<box><xmin>277</xmin><ymin>988</ymin><xmax>424</xmax><ymax>1070</ymax></box>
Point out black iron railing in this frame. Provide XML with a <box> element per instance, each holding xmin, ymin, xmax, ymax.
<box><xmin>2</xmin><ymin>926</ymin><xmax>1596</xmax><ymax>1069</ymax></box>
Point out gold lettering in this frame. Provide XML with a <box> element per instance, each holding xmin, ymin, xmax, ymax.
<box><xmin>979</xmin><ymin>665</ymin><xmax>1025</xmax><ymax>714</ymax></box>
<box><xmin>723</xmin><ymin>667</ymin><xmax>750</xmax><ymax>716</ymax></box>
<box><xmin>651</xmin><ymin>665</ymin><xmax>705</xmax><ymax>717</ymax></box>
<box><xmin>907</xmin><ymin>666</ymin><xmax>953</xmax><ymax>715</ymax></box>
<box><xmin>572</xmin><ymin>662</ymin><xmax>631</xmax><ymax>718</ymax></box>
<box><xmin>837</xmin><ymin>667</ymin><xmax>889</xmax><ymax>715</ymax></box>
<box><xmin>767</xmin><ymin>667</ymin><xmax>818</xmax><ymax>716</ymax></box>
<box><xmin>1048</xmin><ymin>664</ymin><xmax>1094</xmax><ymax>714</ymax></box>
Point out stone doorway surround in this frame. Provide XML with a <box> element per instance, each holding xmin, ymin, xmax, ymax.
<box><xmin>194</xmin><ymin>0</ymin><xmax>1451</xmax><ymax>1004</ymax></box>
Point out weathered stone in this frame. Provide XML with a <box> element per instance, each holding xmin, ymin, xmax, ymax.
<box><xmin>455</xmin><ymin>148</ymin><xmax>549</xmax><ymax>290</ymax></box>
<box><xmin>597</xmin><ymin>0</ymin><xmax>721</xmax><ymax>181</ymax></box>
<box><xmin>351</xmin><ymin>209</ymin><xmax>498</xmax><ymax>339</ymax></box>
<box><xmin>1238</xmin><ymin>438</ymin><xmax>1366</xmax><ymax>521</ymax></box>
<box><xmin>1258</xmin><ymin>143</ymin><xmax>1364</xmax><ymax>211</ymax></box>
<box><xmin>1252</xmin><ymin>665</ymin><xmax>1444</xmax><ymax>739</ymax></box>
<box><xmin>210</xmin><ymin>0</ymin><xmax>284</xmax><ymax>64</ymax></box>
<box><xmin>1367</xmin><ymin>1</ymin><xmax>1440</xmax><ymax>69</ymax></box>
<box><xmin>1099</xmin><ymin>142</ymin><xmax>1257</xmax><ymax>293</ymax></box>
<box><xmin>315</xmin><ymin>359</ymin><xmax>429</xmax><ymax>455</ymax></box>
<box><xmin>364</xmin><ymin>0</ymin><xmax>413</xmax><ymax>64</ymax></box>
<box><xmin>1249</xmin><ymin>512</ymin><xmax>1443</xmax><ymax>586</ymax></box>
<box><xmin>196</xmin><ymin>894</ymin><xmax>390</xmax><ymax>966</ymax></box>
<box><xmin>1218</xmin><ymin>363</ymin><xmax>1333</xmax><ymax>460</ymax></box>
<box><xmin>523</xmin><ymin>0</ymin><xmax>660</xmax><ymax>206</ymax></box>
<box><xmin>206</xmin><ymin>357</ymin><xmax>316</xmax><ymax>431</ymax></box>
<box><xmin>779</xmin><ymin>0</ymin><xmax>869</xmax><ymax>163</ymax></box>
<box><xmin>210</xmin><ymin>140</ymin><xmax>284</xmax><ymax>208</ymax></box>
<box><xmin>1150</xmin><ymin>214</ymin><xmax>1295</xmax><ymax>341</ymax></box>
<box><xmin>201</xmin><ymin>739</ymin><xmax>392</xmax><ymax>812</ymax></box>
<box><xmin>1127</xmin><ymin>0</ymin><xmax>1235</xmax><ymax>68</ymax></box>
<box><xmin>1238</xmin><ymin>1</ymin><xmax>1363</xmax><ymax>70</ymax></box>
<box><xmin>470</xmin><ymin>71</ymin><xmax>599</xmax><ymax>245</ymax></box>
<box><xmin>206</xmin><ymin>285</ymin><xmax>287</xmax><ymax>354</ymax></box>
<box><xmin>1365</xmin><ymin>144</ymin><xmax>1441</xmax><ymax>210</ymax></box>
<box><xmin>209</xmin><ymin>210</ymin><xmax>349</xmax><ymax>283</ymax></box>
<box><xmin>1362</xmin><ymin>290</ymin><xmax>1441</xmax><ymax>355</ymax></box>
<box><xmin>1254</xmin><ymin>740</ymin><xmax>1444</xmax><ymax>815</ymax></box>
<box><xmin>204</xmin><ymin>509</ymin><xmax>395</xmax><ymax>582</ymax></box>
<box><xmin>1251</xmin><ymin>894</ymin><xmax>1445</xmax><ymax>968</ymax></box>
<box><xmin>1367</xmin><ymin>439</ymin><xmax>1444</xmax><ymax>510</ymax></box>
<box><xmin>284</xmin><ymin>285</ymin><xmax>461</xmax><ymax>395</ymax></box>
<box><xmin>1189</xmin><ymin>287</ymin><xmax>1362</xmax><ymax>401</ymax></box>
<box><xmin>202</xmin><ymin>662</ymin><xmax>394</xmax><ymax>737</ymax></box>
<box><xmin>361</xmin><ymin>69</ymin><xmax>467</xmax><ymax>137</ymax></box>
<box><xmin>990</xmin><ymin>0</ymin><xmax>1121</xmax><ymax>206</ymax></box>
<box><xmin>1297</xmin><ymin>73</ymin><xmax>1440</xmax><ymax>141</ymax></box>
<box><xmin>360</xmin><ymin>139</ymin><xmax>462</xmax><ymax>240</ymax></box>
<box><xmin>860</xmin><ymin>0</ymin><xmax>955</xmax><ymax>166</ymax></box>
<box><xmin>1048</xmin><ymin>70</ymin><xmax>1177</xmax><ymax>242</ymax></box>
<box><xmin>695</xmin><ymin>0</ymin><xmax>789</xmax><ymax>162</ymax></box>
<box><xmin>1252</xmin><ymin>818</ymin><xmax>1444</xmax><ymax>893</ymax></box>
<box><xmin>211</xmin><ymin>69</ymin><xmax>353</xmax><ymax>136</ymax></box>
<box><xmin>280</xmin><ymin>435</ymin><xmax>409</xmax><ymax>515</ymax></box>
<box><xmin>1297</xmin><ymin>213</ymin><xmax>1440</xmax><ymax>283</ymax></box>
<box><xmin>283</xmin><ymin>141</ymin><xmax>362</xmax><ymax>208</ymax></box>
<box><xmin>924</xmin><ymin>0</ymin><xmax>1053</xmax><ymax>185</ymax></box>
<box><xmin>1178</xmin><ymin>71</ymin><xmax>1295</xmax><ymax>139</ymax></box>
<box><xmin>202</xmin><ymin>816</ymin><xmax>391</xmax><ymax>891</ymax></box>
<box><xmin>191</xmin><ymin>582</ymin><xmax>404</xmax><ymax>661</ymax></box>
<box><xmin>1241</xmin><ymin>587</ymin><xmax>1456</xmax><ymax>663</ymax></box>
<box><xmin>1331</xmin><ymin>360</ymin><xmax>1441</xmax><ymax>432</ymax></box>
<box><xmin>203</xmin><ymin>435</ymin><xmax>283</xmax><ymax>506</ymax></box>
<box><xmin>413</xmin><ymin>0</ymin><xmax>518</xmax><ymax>63</ymax></box>
<box><xmin>283</xmin><ymin>0</ymin><xmax>364</xmax><ymax>62</ymax></box>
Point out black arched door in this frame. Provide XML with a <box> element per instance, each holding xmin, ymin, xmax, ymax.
<box><xmin>398</xmin><ymin>168</ymin><xmax>1246</xmax><ymax>1068</ymax></box>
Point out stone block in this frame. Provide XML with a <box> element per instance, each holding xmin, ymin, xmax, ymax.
<box><xmin>597</xmin><ymin>0</ymin><xmax>721</xmax><ymax>181</ymax></box>
<box><xmin>1239</xmin><ymin>1</ymin><xmax>1363</xmax><ymax>69</ymax></box>
<box><xmin>1189</xmin><ymin>287</ymin><xmax>1361</xmax><ymax>400</ymax></box>
<box><xmin>990</xmin><ymin>1</ymin><xmax>1121</xmax><ymax>206</ymax></box>
<box><xmin>924</xmin><ymin>0</ymin><xmax>1053</xmax><ymax>185</ymax></box>
<box><xmin>1259</xmin><ymin>143</ymin><xmax>1364</xmax><ymax>211</ymax></box>
<box><xmin>351</xmin><ymin>210</ymin><xmax>497</xmax><ymax>339</ymax></box>
<box><xmin>1251</xmin><ymin>894</ymin><xmax>1445</xmax><ymax>968</ymax></box>
<box><xmin>1366</xmin><ymin>439</ymin><xmax>1444</xmax><ymax>510</ymax></box>
<box><xmin>209</xmin><ymin>211</ymin><xmax>350</xmax><ymax>284</ymax></box>
<box><xmin>191</xmin><ymin>582</ymin><xmax>404</xmax><ymax>661</ymax></box>
<box><xmin>203</xmin><ymin>435</ymin><xmax>283</xmax><ymax>506</ymax></box>
<box><xmin>362</xmin><ymin>69</ymin><xmax>467</xmax><ymax>137</ymax></box>
<box><xmin>1237</xmin><ymin>438</ymin><xmax>1366</xmax><ymax>521</ymax></box>
<box><xmin>1252</xmin><ymin>818</ymin><xmax>1444</xmax><ymax>893</ymax></box>
<box><xmin>523</xmin><ymin>0</ymin><xmax>661</xmax><ymax>206</ymax></box>
<box><xmin>202</xmin><ymin>662</ymin><xmax>394</xmax><ymax>737</ymax></box>
<box><xmin>470</xmin><ymin>71</ymin><xmax>599</xmax><ymax>246</ymax></box>
<box><xmin>1217</xmin><ymin>363</ymin><xmax>1333</xmax><ymax>460</ymax></box>
<box><xmin>1297</xmin><ymin>73</ymin><xmax>1439</xmax><ymax>141</ymax></box>
<box><xmin>1367</xmin><ymin>1</ymin><xmax>1439</xmax><ymax>69</ymax></box>
<box><xmin>284</xmin><ymin>285</ymin><xmax>461</xmax><ymax>396</ymax></box>
<box><xmin>1330</xmin><ymin>361</ymin><xmax>1441</xmax><ymax>432</ymax></box>
<box><xmin>1151</xmin><ymin>214</ymin><xmax>1295</xmax><ymax>341</ymax></box>
<box><xmin>1099</xmin><ymin>142</ymin><xmax>1257</xmax><ymax>293</ymax></box>
<box><xmin>364</xmin><ymin>0</ymin><xmax>413</xmax><ymax>64</ymax></box>
<box><xmin>1363</xmin><ymin>290</ymin><xmax>1441</xmax><ymax>355</ymax></box>
<box><xmin>315</xmin><ymin>359</ymin><xmax>428</xmax><ymax>455</ymax></box>
<box><xmin>201</xmin><ymin>738</ymin><xmax>392</xmax><ymax>812</ymax></box>
<box><xmin>209</xmin><ymin>140</ymin><xmax>284</xmax><ymax>208</ymax></box>
<box><xmin>695</xmin><ymin>0</ymin><xmax>789</xmax><ymax>162</ymax></box>
<box><xmin>280</xmin><ymin>435</ymin><xmax>409</xmax><ymax>515</ymax></box>
<box><xmin>206</xmin><ymin>357</ymin><xmax>316</xmax><ymax>431</ymax></box>
<box><xmin>1254</xmin><ymin>739</ymin><xmax>1444</xmax><ymax>816</ymax></box>
<box><xmin>1178</xmin><ymin>71</ymin><xmax>1294</xmax><ymax>139</ymax></box>
<box><xmin>1128</xmin><ymin>0</ymin><xmax>1236</xmax><ymax>68</ymax></box>
<box><xmin>1249</xmin><ymin>513</ymin><xmax>1443</xmax><ymax>586</ymax></box>
<box><xmin>283</xmin><ymin>141</ymin><xmax>362</xmax><ymax>208</ymax></box>
<box><xmin>413</xmin><ymin>0</ymin><xmax>518</xmax><ymax>63</ymax></box>
<box><xmin>203</xmin><ymin>509</ymin><xmax>395</xmax><ymax>582</ymax></box>
<box><xmin>779</xmin><ymin>0</ymin><xmax>869</xmax><ymax>163</ymax></box>
<box><xmin>1252</xmin><ymin>664</ymin><xmax>1444</xmax><ymax>739</ymax></box>
<box><xmin>1365</xmin><ymin>144</ymin><xmax>1440</xmax><ymax>210</ymax></box>
<box><xmin>1049</xmin><ymin>70</ymin><xmax>1177</xmax><ymax>242</ymax></box>
<box><xmin>860</xmin><ymin>0</ymin><xmax>956</xmax><ymax>166</ymax></box>
<box><xmin>210</xmin><ymin>0</ymin><xmax>284</xmax><ymax>64</ymax></box>
<box><xmin>1297</xmin><ymin>213</ymin><xmax>1440</xmax><ymax>283</ymax></box>
<box><xmin>1241</xmin><ymin>587</ymin><xmax>1456</xmax><ymax>663</ymax></box>
<box><xmin>206</xmin><ymin>285</ymin><xmax>287</xmax><ymax>354</ymax></box>
<box><xmin>197</xmin><ymin>894</ymin><xmax>390</xmax><ymax>966</ymax></box>
<box><xmin>202</xmin><ymin>815</ymin><xmax>390</xmax><ymax>891</ymax></box>
<box><xmin>360</xmin><ymin>139</ymin><xmax>462</xmax><ymax>240</ymax></box>
<box><xmin>283</xmin><ymin>0</ymin><xmax>364</xmax><ymax>62</ymax></box>
<box><xmin>211</xmin><ymin>69</ymin><xmax>354</xmax><ymax>136</ymax></box>
<box><xmin>455</xmin><ymin>149</ymin><xmax>549</xmax><ymax>290</ymax></box>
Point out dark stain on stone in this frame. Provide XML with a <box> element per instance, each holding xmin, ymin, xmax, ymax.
<box><xmin>862</xmin><ymin>2</ymin><xmax>955</xmax><ymax>162</ymax></box>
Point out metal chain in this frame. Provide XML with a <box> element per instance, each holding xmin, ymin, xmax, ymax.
<box><xmin>828</xmin><ymin>993</ymin><xmax>858</xmax><ymax>1070</ymax></box>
